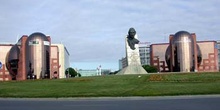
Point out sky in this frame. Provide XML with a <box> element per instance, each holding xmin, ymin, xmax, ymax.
<box><xmin>0</xmin><ymin>0</ymin><xmax>220</xmax><ymax>71</ymax></box>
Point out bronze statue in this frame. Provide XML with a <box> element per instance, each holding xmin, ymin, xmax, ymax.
<box><xmin>127</xmin><ymin>28</ymin><xmax>139</xmax><ymax>50</ymax></box>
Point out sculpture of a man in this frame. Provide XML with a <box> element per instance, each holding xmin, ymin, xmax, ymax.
<box><xmin>116</xmin><ymin>27</ymin><xmax>147</xmax><ymax>75</ymax></box>
<box><xmin>127</xmin><ymin>28</ymin><xmax>140</xmax><ymax>50</ymax></box>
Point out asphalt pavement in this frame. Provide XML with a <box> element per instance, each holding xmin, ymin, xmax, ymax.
<box><xmin>0</xmin><ymin>95</ymin><xmax>220</xmax><ymax>110</ymax></box>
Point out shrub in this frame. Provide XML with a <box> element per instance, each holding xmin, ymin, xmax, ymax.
<box><xmin>142</xmin><ymin>65</ymin><xmax>158</xmax><ymax>73</ymax></box>
<box><xmin>65</xmin><ymin>67</ymin><xmax>78</xmax><ymax>77</ymax></box>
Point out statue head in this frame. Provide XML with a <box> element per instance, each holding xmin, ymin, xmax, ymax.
<box><xmin>127</xmin><ymin>27</ymin><xmax>139</xmax><ymax>50</ymax></box>
<box><xmin>128</xmin><ymin>28</ymin><xmax>136</xmax><ymax>39</ymax></box>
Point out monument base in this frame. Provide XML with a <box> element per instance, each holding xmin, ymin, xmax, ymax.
<box><xmin>117</xmin><ymin>65</ymin><xmax>148</xmax><ymax>75</ymax></box>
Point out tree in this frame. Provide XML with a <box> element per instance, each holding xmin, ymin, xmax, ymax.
<box><xmin>142</xmin><ymin>65</ymin><xmax>158</xmax><ymax>73</ymax></box>
<box><xmin>65</xmin><ymin>67</ymin><xmax>77</xmax><ymax>77</ymax></box>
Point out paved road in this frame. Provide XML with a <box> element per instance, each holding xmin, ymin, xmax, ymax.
<box><xmin>0</xmin><ymin>95</ymin><xmax>220</xmax><ymax>110</ymax></box>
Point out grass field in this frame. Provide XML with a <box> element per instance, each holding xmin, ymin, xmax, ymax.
<box><xmin>0</xmin><ymin>72</ymin><xmax>220</xmax><ymax>98</ymax></box>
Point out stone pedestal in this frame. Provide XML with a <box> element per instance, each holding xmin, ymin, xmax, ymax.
<box><xmin>117</xmin><ymin>64</ymin><xmax>147</xmax><ymax>75</ymax></box>
<box><xmin>118</xmin><ymin>35</ymin><xmax>147</xmax><ymax>75</ymax></box>
<box><xmin>126</xmin><ymin>35</ymin><xmax>141</xmax><ymax>66</ymax></box>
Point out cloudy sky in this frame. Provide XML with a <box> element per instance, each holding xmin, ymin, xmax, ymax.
<box><xmin>0</xmin><ymin>0</ymin><xmax>220</xmax><ymax>71</ymax></box>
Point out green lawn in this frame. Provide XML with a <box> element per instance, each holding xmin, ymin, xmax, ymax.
<box><xmin>0</xmin><ymin>72</ymin><xmax>220</xmax><ymax>98</ymax></box>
